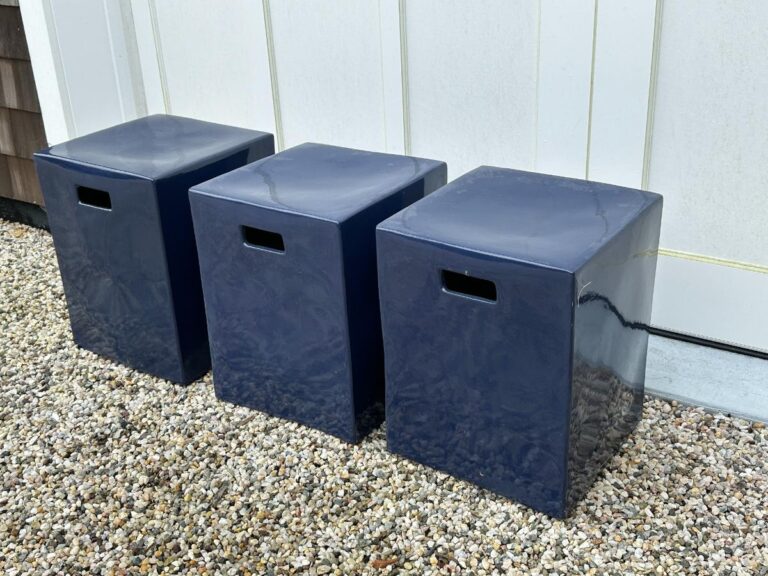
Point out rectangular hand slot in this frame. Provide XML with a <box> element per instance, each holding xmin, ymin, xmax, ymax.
<box><xmin>242</xmin><ymin>225</ymin><xmax>285</xmax><ymax>253</ymax></box>
<box><xmin>442</xmin><ymin>270</ymin><xmax>497</xmax><ymax>302</ymax></box>
<box><xmin>77</xmin><ymin>186</ymin><xmax>112</xmax><ymax>210</ymax></box>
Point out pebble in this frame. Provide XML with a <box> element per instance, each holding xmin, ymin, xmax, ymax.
<box><xmin>1</xmin><ymin>219</ymin><xmax>768</xmax><ymax>575</ymax></box>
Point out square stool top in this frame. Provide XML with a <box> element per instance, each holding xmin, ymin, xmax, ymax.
<box><xmin>379</xmin><ymin>166</ymin><xmax>662</xmax><ymax>272</ymax></box>
<box><xmin>36</xmin><ymin>114</ymin><xmax>273</xmax><ymax>180</ymax></box>
<box><xmin>191</xmin><ymin>142</ymin><xmax>447</xmax><ymax>221</ymax></box>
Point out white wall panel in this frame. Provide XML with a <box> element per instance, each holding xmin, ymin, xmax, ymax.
<box><xmin>652</xmin><ymin>254</ymin><xmax>768</xmax><ymax>353</ymax></box>
<box><xmin>646</xmin><ymin>0</ymin><xmax>768</xmax><ymax>351</ymax></box>
<box><xmin>103</xmin><ymin>1</ymin><xmax>146</xmax><ymax>120</ymax></box>
<box><xmin>588</xmin><ymin>0</ymin><xmax>658</xmax><ymax>188</ymax></box>
<box><xmin>45</xmin><ymin>0</ymin><xmax>140</xmax><ymax>138</ymax></box>
<box><xmin>535</xmin><ymin>0</ymin><xmax>595</xmax><ymax>178</ymax></box>
<box><xmin>151</xmin><ymin>0</ymin><xmax>276</xmax><ymax>133</ymax></box>
<box><xmin>129</xmin><ymin>0</ymin><xmax>165</xmax><ymax>115</ymax></box>
<box><xmin>648</xmin><ymin>1</ymin><xmax>768</xmax><ymax>265</ymax></box>
<box><xmin>405</xmin><ymin>0</ymin><xmax>538</xmax><ymax>180</ymax></box>
<box><xmin>268</xmin><ymin>0</ymin><xmax>389</xmax><ymax>151</ymax></box>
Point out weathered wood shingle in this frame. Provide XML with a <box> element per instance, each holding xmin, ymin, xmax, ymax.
<box><xmin>0</xmin><ymin>3</ymin><xmax>46</xmax><ymax>206</ymax></box>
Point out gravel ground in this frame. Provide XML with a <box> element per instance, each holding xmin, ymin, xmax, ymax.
<box><xmin>1</xmin><ymin>218</ymin><xmax>767</xmax><ymax>576</ymax></box>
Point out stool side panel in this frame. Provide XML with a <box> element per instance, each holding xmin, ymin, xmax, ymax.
<box><xmin>190</xmin><ymin>194</ymin><xmax>356</xmax><ymax>442</ymax></box>
<box><xmin>341</xmin><ymin>167</ymin><xmax>447</xmax><ymax>439</ymax></box>
<box><xmin>245</xmin><ymin>135</ymin><xmax>276</xmax><ymax>165</ymax></box>
<box><xmin>420</xmin><ymin>161</ymin><xmax>448</xmax><ymax>199</ymax></box>
<box><xmin>567</xmin><ymin>198</ymin><xmax>663</xmax><ymax>512</ymax></box>
<box><xmin>378</xmin><ymin>230</ymin><xmax>574</xmax><ymax>517</ymax></box>
<box><xmin>35</xmin><ymin>157</ymin><xmax>184</xmax><ymax>381</ymax></box>
<box><xmin>156</xmin><ymin>143</ymin><xmax>273</xmax><ymax>383</ymax></box>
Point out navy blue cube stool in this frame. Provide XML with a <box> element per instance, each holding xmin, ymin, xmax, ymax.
<box><xmin>34</xmin><ymin>114</ymin><xmax>274</xmax><ymax>384</ymax></box>
<box><xmin>189</xmin><ymin>143</ymin><xmax>446</xmax><ymax>442</ymax></box>
<box><xmin>377</xmin><ymin>167</ymin><xmax>662</xmax><ymax>517</ymax></box>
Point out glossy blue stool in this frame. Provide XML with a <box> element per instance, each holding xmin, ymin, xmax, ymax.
<box><xmin>189</xmin><ymin>143</ymin><xmax>446</xmax><ymax>443</ymax></box>
<box><xmin>34</xmin><ymin>114</ymin><xmax>274</xmax><ymax>384</ymax></box>
<box><xmin>377</xmin><ymin>167</ymin><xmax>662</xmax><ymax>517</ymax></box>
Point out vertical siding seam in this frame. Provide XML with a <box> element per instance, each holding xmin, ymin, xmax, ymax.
<box><xmin>376</xmin><ymin>0</ymin><xmax>389</xmax><ymax>152</ymax></box>
<box><xmin>117</xmin><ymin>0</ymin><xmax>148</xmax><ymax>118</ymax></box>
<box><xmin>584</xmin><ymin>0</ymin><xmax>599</xmax><ymax>180</ymax></box>
<box><xmin>533</xmin><ymin>0</ymin><xmax>542</xmax><ymax>169</ymax></box>
<box><xmin>398</xmin><ymin>0</ymin><xmax>411</xmax><ymax>155</ymax></box>
<box><xmin>101</xmin><ymin>0</ymin><xmax>127</xmax><ymax>121</ymax></box>
<box><xmin>147</xmin><ymin>0</ymin><xmax>171</xmax><ymax>114</ymax></box>
<box><xmin>641</xmin><ymin>0</ymin><xmax>664</xmax><ymax>191</ymax></box>
<box><xmin>262</xmin><ymin>0</ymin><xmax>284</xmax><ymax>151</ymax></box>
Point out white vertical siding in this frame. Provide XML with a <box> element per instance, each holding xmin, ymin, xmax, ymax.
<box><xmin>267</xmin><ymin>0</ymin><xmax>389</xmax><ymax>151</ymax></box>
<box><xmin>534</xmin><ymin>0</ymin><xmax>596</xmax><ymax>178</ymax></box>
<box><xmin>405</xmin><ymin>0</ymin><xmax>539</xmax><ymax>179</ymax></box>
<box><xmin>19</xmin><ymin>0</ymin><xmax>768</xmax><ymax>353</ymax></box>
<box><xmin>646</xmin><ymin>0</ymin><xmax>768</xmax><ymax>352</ymax></box>
<box><xmin>149</xmin><ymin>0</ymin><xmax>275</xmax><ymax>133</ymax></box>
<box><xmin>21</xmin><ymin>0</ymin><xmax>141</xmax><ymax>142</ymax></box>
<box><xmin>128</xmin><ymin>0</ymin><xmax>166</xmax><ymax>115</ymax></box>
<box><xmin>588</xmin><ymin>0</ymin><xmax>658</xmax><ymax>188</ymax></box>
<box><xmin>47</xmin><ymin>0</ymin><xmax>138</xmax><ymax>134</ymax></box>
<box><xmin>648</xmin><ymin>1</ymin><xmax>768</xmax><ymax>265</ymax></box>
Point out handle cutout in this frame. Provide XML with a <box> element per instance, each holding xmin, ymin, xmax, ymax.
<box><xmin>77</xmin><ymin>186</ymin><xmax>112</xmax><ymax>210</ymax></box>
<box><xmin>242</xmin><ymin>225</ymin><xmax>285</xmax><ymax>253</ymax></box>
<box><xmin>442</xmin><ymin>270</ymin><xmax>497</xmax><ymax>303</ymax></box>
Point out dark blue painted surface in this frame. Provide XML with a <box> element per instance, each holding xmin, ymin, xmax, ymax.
<box><xmin>34</xmin><ymin>114</ymin><xmax>274</xmax><ymax>384</ymax></box>
<box><xmin>377</xmin><ymin>166</ymin><xmax>662</xmax><ymax>517</ymax></box>
<box><xmin>189</xmin><ymin>143</ymin><xmax>447</xmax><ymax>443</ymax></box>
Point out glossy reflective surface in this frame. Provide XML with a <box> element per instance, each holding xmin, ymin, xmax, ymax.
<box><xmin>377</xmin><ymin>166</ymin><xmax>662</xmax><ymax>517</ymax></box>
<box><xmin>35</xmin><ymin>114</ymin><xmax>274</xmax><ymax>384</ymax></box>
<box><xmin>191</xmin><ymin>142</ymin><xmax>448</xmax><ymax>222</ymax></box>
<box><xmin>387</xmin><ymin>166</ymin><xmax>657</xmax><ymax>272</ymax></box>
<box><xmin>42</xmin><ymin>114</ymin><xmax>269</xmax><ymax>180</ymax></box>
<box><xmin>190</xmin><ymin>143</ymin><xmax>446</xmax><ymax>443</ymax></box>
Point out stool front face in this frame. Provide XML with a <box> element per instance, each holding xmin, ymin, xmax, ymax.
<box><xmin>377</xmin><ymin>230</ymin><xmax>575</xmax><ymax>518</ymax></box>
<box><xmin>190</xmin><ymin>193</ymin><xmax>356</xmax><ymax>441</ymax></box>
<box><xmin>35</xmin><ymin>160</ymin><xmax>182</xmax><ymax>380</ymax></box>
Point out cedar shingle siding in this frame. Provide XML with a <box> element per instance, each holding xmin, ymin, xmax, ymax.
<box><xmin>0</xmin><ymin>2</ymin><xmax>46</xmax><ymax>206</ymax></box>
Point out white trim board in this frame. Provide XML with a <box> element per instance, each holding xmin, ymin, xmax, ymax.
<box><xmin>19</xmin><ymin>0</ymin><xmax>71</xmax><ymax>144</ymax></box>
